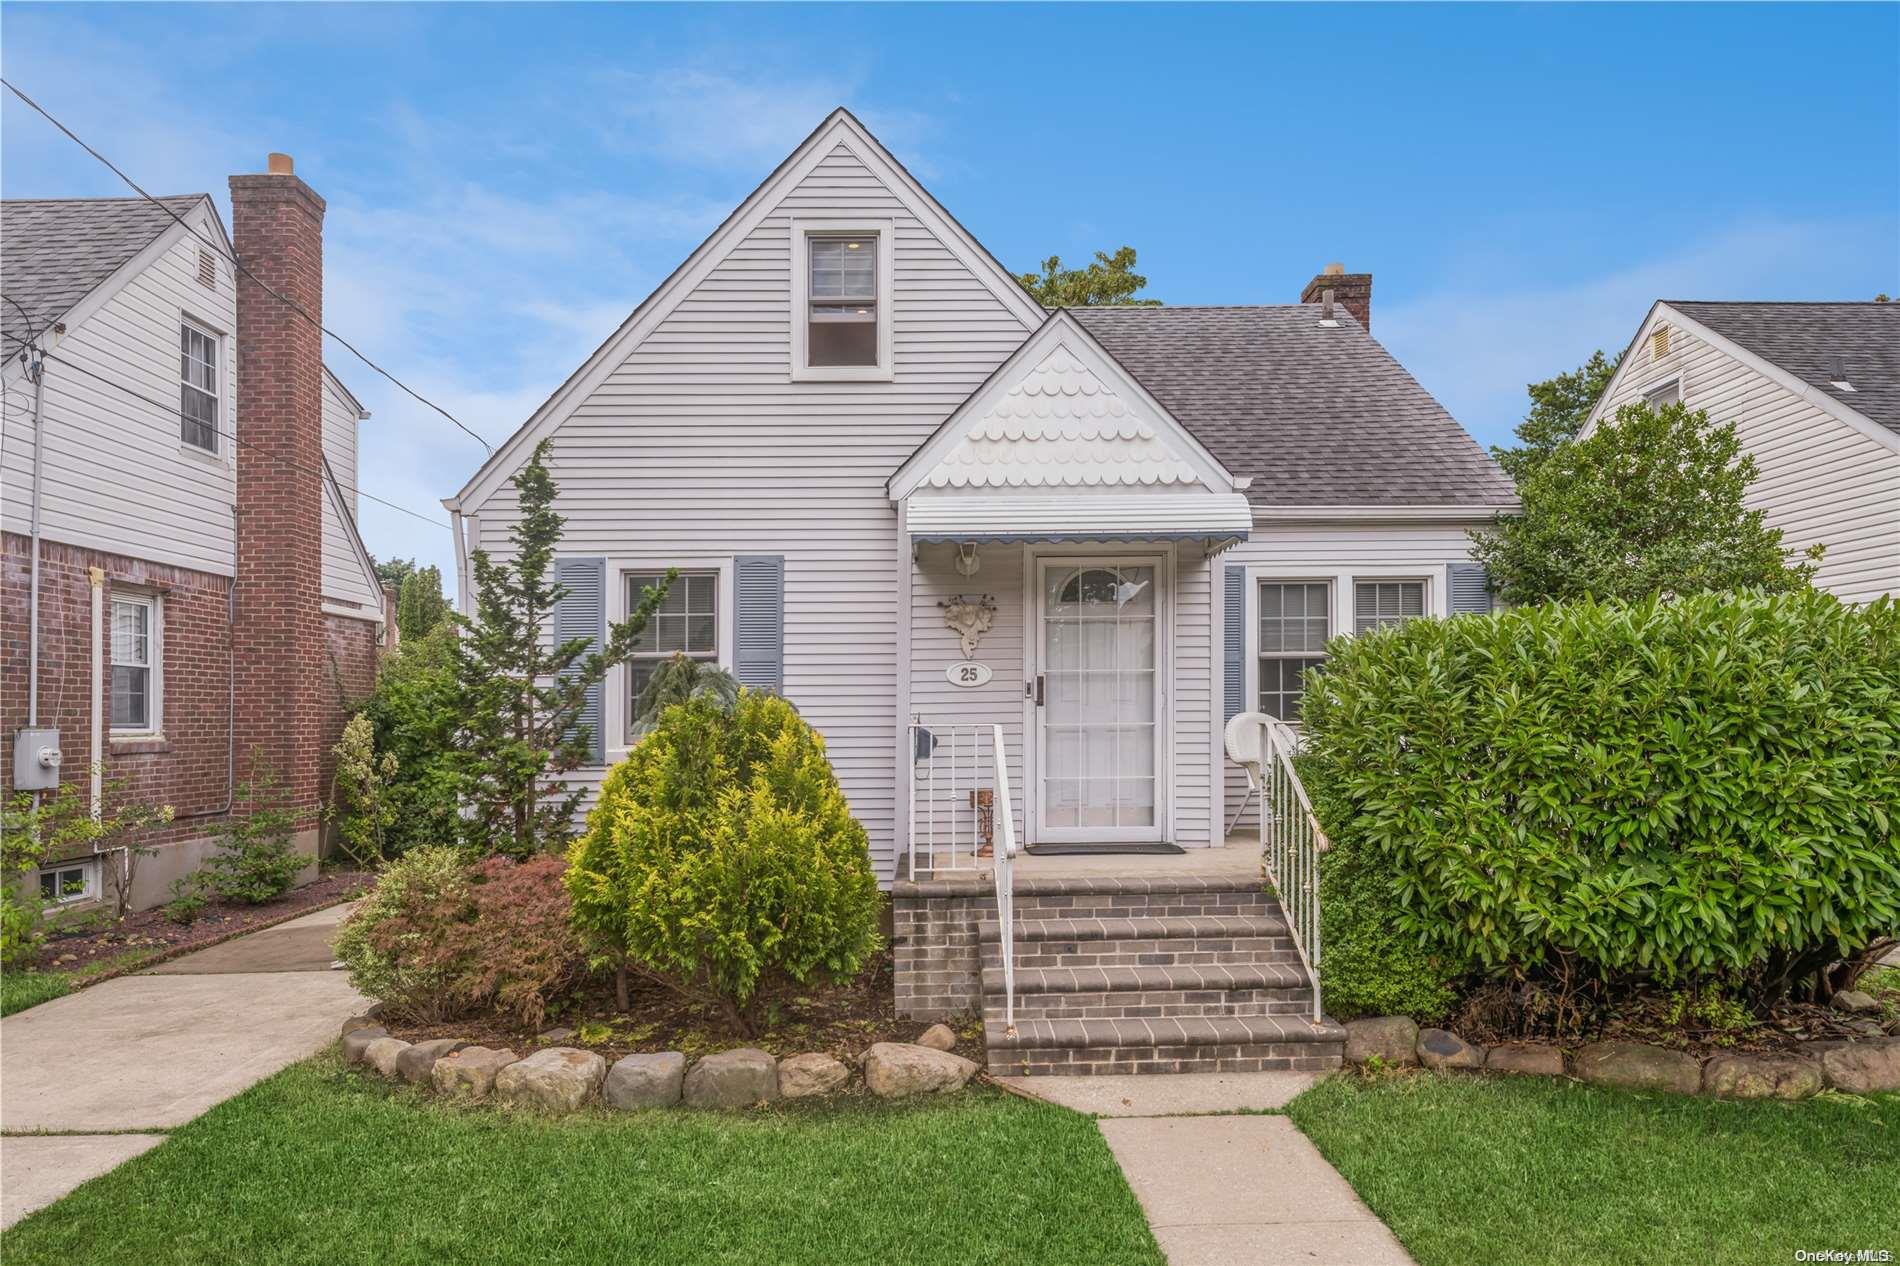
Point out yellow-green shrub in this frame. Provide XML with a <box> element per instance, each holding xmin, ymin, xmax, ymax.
<box><xmin>566</xmin><ymin>690</ymin><xmax>882</xmax><ymax>1033</ymax></box>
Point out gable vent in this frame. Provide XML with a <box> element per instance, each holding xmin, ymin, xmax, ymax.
<box><xmin>196</xmin><ymin>247</ymin><xmax>218</xmax><ymax>290</ymax></box>
<box><xmin>1650</xmin><ymin>325</ymin><xmax>1670</xmax><ymax>361</ymax></box>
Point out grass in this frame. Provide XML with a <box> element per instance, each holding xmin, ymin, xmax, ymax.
<box><xmin>1288</xmin><ymin>1070</ymin><xmax>1900</xmax><ymax>1266</ymax></box>
<box><xmin>3</xmin><ymin>1058</ymin><xmax>1163</xmax><ymax>1266</ymax></box>
<box><xmin>0</xmin><ymin>968</ymin><xmax>73</xmax><ymax>1016</ymax></box>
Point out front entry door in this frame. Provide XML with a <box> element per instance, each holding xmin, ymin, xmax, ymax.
<box><xmin>1034</xmin><ymin>557</ymin><xmax>1165</xmax><ymax>843</ymax></box>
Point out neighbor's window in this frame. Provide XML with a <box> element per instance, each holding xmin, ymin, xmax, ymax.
<box><xmin>1352</xmin><ymin>581</ymin><xmax>1426</xmax><ymax>635</ymax></box>
<box><xmin>625</xmin><ymin>571</ymin><xmax>718</xmax><ymax>736</ymax></box>
<box><xmin>180</xmin><ymin>321</ymin><xmax>220</xmax><ymax>452</ymax></box>
<box><xmin>1257</xmin><ymin>581</ymin><xmax>1329</xmax><ymax>722</ymax></box>
<box><xmin>807</xmin><ymin>234</ymin><xmax>878</xmax><ymax>367</ymax></box>
<box><xmin>111</xmin><ymin>593</ymin><xmax>158</xmax><ymax>732</ymax></box>
<box><xmin>39</xmin><ymin>860</ymin><xmax>99</xmax><ymax>907</ymax></box>
<box><xmin>1643</xmin><ymin>379</ymin><xmax>1681</xmax><ymax>409</ymax></box>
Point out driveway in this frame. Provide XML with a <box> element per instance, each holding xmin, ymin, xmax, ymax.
<box><xmin>0</xmin><ymin>901</ymin><xmax>367</xmax><ymax>1228</ymax></box>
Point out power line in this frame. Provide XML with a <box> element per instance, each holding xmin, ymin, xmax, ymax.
<box><xmin>1</xmin><ymin>76</ymin><xmax>493</xmax><ymax>454</ymax></box>
<box><xmin>38</xmin><ymin>347</ymin><xmax>452</xmax><ymax>530</ymax></box>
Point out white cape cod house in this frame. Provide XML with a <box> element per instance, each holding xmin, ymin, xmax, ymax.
<box><xmin>451</xmin><ymin>110</ymin><xmax>1513</xmax><ymax>1073</ymax></box>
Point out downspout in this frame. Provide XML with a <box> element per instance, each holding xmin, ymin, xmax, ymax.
<box><xmin>446</xmin><ymin>502</ymin><xmax>471</xmax><ymax>617</ymax></box>
<box><xmin>89</xmin><ymin>566</ymin><xmax>103</xmax><ymax>818</ymax></box>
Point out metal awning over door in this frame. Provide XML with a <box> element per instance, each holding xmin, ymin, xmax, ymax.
<box><xmin>905</xmin><ymin>492</ymin><xmax>1253</xmax><ymax>547</ymax></box>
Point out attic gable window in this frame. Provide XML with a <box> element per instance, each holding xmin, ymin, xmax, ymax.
<box><xmin>790</xmin><ymin>220</ymin><xmax>893</xmax><ymax>381</ymax></box>
<box><xmin>180</xmin><ymin>320</ymin><xmax>220</xmax><ymax>453</ymax></box>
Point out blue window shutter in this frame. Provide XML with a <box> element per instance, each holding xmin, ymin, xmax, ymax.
<box><xmin>734</xmin><ymin>554</ymin><xmax>785</xmax><ymax>692</ymax></box>
<box><xmin>553</xmin><ymin>556</ymin><xmax>607</xmax><ymax>765</ymax></box>
<box><xmin>1223</xmin><ymin>564</ymin><xmax>1245</xmax><ymax>722</ymax></box>
<box><xmin>1448</xmin><ymin>562</ymin><xmax>1494</xmax><ymax>616</ymax></box>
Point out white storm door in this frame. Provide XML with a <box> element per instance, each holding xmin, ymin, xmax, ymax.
<box><xmin>1034</xmin><ymin>557</ymin><xmax>1165</xmax><ymax>843</ymax></box>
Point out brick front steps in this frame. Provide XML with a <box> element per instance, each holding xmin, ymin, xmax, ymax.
<box><xmin>897</xmin><ymin>872</ymin><xmax>1347</xmax><ymax>1076</ymax></box>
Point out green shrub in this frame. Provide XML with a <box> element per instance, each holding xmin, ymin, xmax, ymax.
<box><xmin>356</xmin><ymin>625</ymin><xmax>461</xmax><ymax>856</ymax></box>
<box><xmin>333</xmin><ymin>846</ymin><xmax>472</xmax><ymax>1021</ymax></box>
<box><xmin>1300</xmin><ymin>589</ymin><xmax>1900</xmax><ymax>1009</ymax></box>
<box><xmin>1313</xmin><ymin>831</ymin><xmax>1461</xmax><ymax>1023</ymax></box>
<box><xmin>197</xmin><ymin>763</ymin><xmax>305</xmax><ymax>905</ymax></box>
<box><xmin>566</xmin><ymin>690</ymin><xmax>882</xmax><ymax>1034</ymax></box>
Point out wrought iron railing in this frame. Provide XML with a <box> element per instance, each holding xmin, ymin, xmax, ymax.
<box><xmin>1259</xmin><ymin>717</ymin><xmax>1331</xmax><ymax>1022</ymax></box>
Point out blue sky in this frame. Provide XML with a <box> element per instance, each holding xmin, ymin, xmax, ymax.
<box><xmin>5</xmin><ymin>2</ymin><xmax>1896</xmax><ymax>593</ymax></box>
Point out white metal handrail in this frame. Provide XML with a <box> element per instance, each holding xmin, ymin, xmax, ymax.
<box><xmin>1258</xmin><ymin>716</ymin><xmax>1330</xmax><ymax>1022</ymax></box>
<box><xmin>989</xmin><ymin>722</ymin><xmax>1019</xmax><ymax>1035</ymax></box>
<box><xmin>906</xmin><ymin>721</ymin><xmax>1004</xmax><ymax>875</ymax></box>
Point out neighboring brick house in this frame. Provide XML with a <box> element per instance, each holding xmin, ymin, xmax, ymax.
<box><xmin>1</xmin><ymin>154</ymin><xmax>388</xmax><ymax>913</ymax></box>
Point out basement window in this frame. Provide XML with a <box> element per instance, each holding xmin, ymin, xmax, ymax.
<box><xmin>791</xmin><ymin>220</ymin><xmax>892</xmax><ymax>381</ymax></box>
<box><xmin>39</xmin><ymin>859</ymin><xmax>99</xmax><ymax>907</ymax></box>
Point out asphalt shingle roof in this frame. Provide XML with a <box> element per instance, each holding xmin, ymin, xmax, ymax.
<box><xmin>1665</xmin><ymin>301</ymin><xmax>1900</xmax><ymax>438</ymax></box>
<box><xmin>1072</xmin><ymin>304</ymin><xmax>1516</xmax><ymax>508</ymax></box>
<box><xmin>1</xmin><ymin>195</ymin><xmax>207</xmax><ymax>348</ymax></box>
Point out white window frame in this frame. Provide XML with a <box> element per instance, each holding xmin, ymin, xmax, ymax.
<box><xmin>1351</xmin><ymin>577</ymin><xmax>1431</xmax><ymax>636</ymax></box>
<box><xmin>789</xmin><ymin>218</ymin><xmax>894</xmax><ymax>382</ymax></box>
<box><xmin>1252</xmin><ymin>578</ymin><xmax>1334</xmax><ymax>724</ymax></box>
<box><xmin>109</xmin><ymin>591</ymin><xmax>162</xmax><ymax>736</ymax></box>
<box><xmin>39</xmin><ymin>858</ymin><xmax>100</xmax><ymax>907</ymax></box>
<box><xmin>1643</xmin><ymin>377</ymin><xmax>1683</xmax><ymax>409</ymax></box>
<box><xmin>608</xmin><ymin>558</ymin><xmax>735</xmax><ymax>755</ymax></box>
<box><xmin>179</xmin><ymin>316</ymin><xmax>223</xmax><ymax>455</ymax></box>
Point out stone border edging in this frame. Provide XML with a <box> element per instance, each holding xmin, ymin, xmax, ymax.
<box><xmin>1341</xmin><ymin>1014</ymin><xmax>1900</xmax><ymax>1100</ymax></box>
<box><xmin>338</xmin><ymin>1017</ymin><xmax>983</xmax><ymax>1112</ymax></box>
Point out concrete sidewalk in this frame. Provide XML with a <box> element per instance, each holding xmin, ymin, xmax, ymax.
<box><xmin>0</xmin><ymin>901</ymin><xmax>365</xmax><ymax>1228</ymax></box>
<box><xmin>1005</xmin><ymin>1071</ymin><xmax>1414</xmax><ymax>1266</ymax></box>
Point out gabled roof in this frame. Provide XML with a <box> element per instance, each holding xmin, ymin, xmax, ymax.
<box><xmin>889</xmin><ymin>309</ymin><xmax>1238</xmax><ymax>500</ymax></box>
<box><xmin>2</xmin><ymin>195</ymin><xmax>215</xmax><ymax>347</ymax></box>
<box><xmin>1664</xmin><ymin>301</ymin><xmax>1899</xmax><ymax>438</ymax></box>
<box><xmin>1070</xmin><ymin>305</ymin><xmax>1516</xmax><ymax>509</ymax></box>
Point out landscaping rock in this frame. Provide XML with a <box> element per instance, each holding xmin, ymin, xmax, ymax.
<box><xmin>538</xmin><ymin>1026</ymin><xmax>577</xmax><ymax>1044</ymax></box>
<box><xmin>917</xmin><ymin>1024</ymin><xmax>957</xmax><ymax>1052</ymax></box>
<box><xmin>1343</xmin><ymin>1016</ymin><xmax>1419</xmax><ymax>1067</ymax></box>
<box><xmin>494</xmin><ymin>1047</ymin><xmax>608</xmax><ymax>1112</ymax></box>
<box><xmin>340</xmin><ymin>1015</ymin><xmax>380</xmax><ymax>1038</ymax></box>
<box><xmin>779</xmin><ymin>1052</ymin><xmax>850</xmax><ymax>1098</ymax></box>
<box><xmin>603</xmin><ymin>1052</ymin><xmax>687</xmax><ymax>1110</ymax></box>
<box><xmin>1819</xmin><ymin>1037</ymin><xmax>1900</xmax><ymax>1095</ymax></box>
<box><xmin>396</xmin><ymin>1038</ymin><xmax>472</xmax><ymax>1085</ymax></box>
<box><xmin>1831</xmin><ymin>990</ymin><xmax>1880</xmax><ymax>1015</ymax></box>
<box><xmin>1701</xmin><ymin>1053</ymin><xmax>1822</xmax><ymax>1101</ymax></box>
<box><xmin>1416</xmin><ymin>1028</ymin><xmax>1483</xmax><ymax>1071</ymax></box>
<box><xmin>1484</xmin><ymin>1043</ymin><xmax>1566</xmax><ymax>1077</ymax></box>
<box><xmin>432</xmin><ymin>1046</ymin><xmax>520</xmax><ymax>1099</ymax></box>
<box><xmin>1574</xmin><ymin>1041</ymin><xmax>1701</xmax><ymax>1096</ymax></box>
<box><xmin>862</xmin><ymin>1042</ymin><xmax>977</xmax><ymax>1098</ymax></box>
<box><xmin>683</xmin><ymin>1048</ymin><xmax>780</xmax><ymax>1109</ymax></box>
<box><xmin>364</xmin><ymin>1036</ymin><xmax>411</xmax><ymax>1080</ymax></box>
<box><xmin>341</xmin><ymin>1025</ymin><xmax>388</xmax><ymax>1066</ymax></box>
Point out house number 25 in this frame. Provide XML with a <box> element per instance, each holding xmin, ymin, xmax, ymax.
<box><xmin>945</xmin><ymin>662</ymin><xmax>993</xmax><ymax>688</ymax></box>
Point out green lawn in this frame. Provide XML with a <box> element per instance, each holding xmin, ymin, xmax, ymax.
<box><xmin>3</xmin><ymin>1058</ymin><xmax>1162</xmax><ymax>1266</ymax></box>
<box><xmin>1288</xmin><ymin>1070</ymin><xmax>1900</xmax><ymax>1266</ymax></box>
<box><xmin>1</xmin><ymin>969</ymin><xmax>72</xmax><ymax>1016</ymax></box>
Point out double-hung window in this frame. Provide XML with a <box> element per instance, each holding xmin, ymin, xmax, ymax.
<box><xmin>111</xmin><ymin>593</ymin><xmax>159</xmax><ymax>732</ymax></box>
<box><xmin>624</xmin><ymin>572</ymin><xmax>718</xmax><ymax>736</ymax></box>
<box><xmin>180</xmin><ymin>321</ymin><xmax>220</xmax><ymax>452</ymax></box>
<box><xmin>1257</xmin><ymin>582</ymin><xmax>1329</xmax><ymax>722</ymax></box>
<box><xmin>792</xmin><ymin>221</ymin><xmax>891</xmax><ymax>379</ymax></box>
<box><xmin>1643</xmin><ymin>379</ymin><xmax>1681</xmax><ymax>409</ymax></box>
<box><xmin>1352</xmin><ymin>581</ymin><xmax>1426</xmax><ymax>634</ymax></box>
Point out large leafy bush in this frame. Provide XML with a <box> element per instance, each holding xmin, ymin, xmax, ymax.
<box><xmin>1300</xmin><ymin>590</ymin><xmax>1900</xmax><ymax>1010</ymax></box>
<box><xmin>333</xmin><ymin>847</ymin><xmax>584</xmax><ymax>1027</ymax></box>
<box><xmin>566</xmin><ymin>690</ymin><xmax>882</xmax><ymax>1034</ymax></box>
<box><xmin>354</xmin><ymin>625</ymin><xmax>462</xmax><ymax>856</ymax></box>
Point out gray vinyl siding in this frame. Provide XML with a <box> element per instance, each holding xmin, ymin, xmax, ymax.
<box><xmin>1597</xmin><ymin>312</ymin><xmax>1900</xmax><ymax>603</ymax></box>
<box><xmin>1</xmin><ymin>221</ymin><xmax>237</xmax><ymax>575</ymax></box>
<box><xmin>1218</xmin><ymin>519</ymin><xmax>1495</xmax><ymax>831</ymax></box>
<box><xmin>472</xmin><ymin>143</ymin><xmax>1032</xmax><ymax>878</ymax></box>
<box><xmin>319</xmin><ymin>375</ymin><xmax>382</xmax><ymax>611</ymax></box>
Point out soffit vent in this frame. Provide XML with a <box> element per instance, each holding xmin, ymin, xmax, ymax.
<box><xmin>1650</xmin><ymin>325</ymin><xmax>1670</xmax><ymax>361</ymax></box>
<box><xmin>197</xmin><ymin>247</ymin><xmax>217</xmax><ymax>290</ymax></box>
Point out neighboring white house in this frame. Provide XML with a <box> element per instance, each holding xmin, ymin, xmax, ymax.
<box><xmin>448</xmin><ymin>109</ymin><xmax>1516</xmax><ymax>883</ymax></box>
<box><xmin>1582</xmin><ymin>301</ymin><xmax>1900</xmax><ymax>603</ymax></box>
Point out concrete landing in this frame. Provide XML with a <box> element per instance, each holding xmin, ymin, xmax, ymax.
<box><xmin>1099</xmin><ymin>1115</ymin><xmax>1415</xmax><ymax>1266</ymax></box>
<box><xmin>999</xmin><ymin>1071</ymin><xmax>1317</xmax><ymax>1116</ymax></box>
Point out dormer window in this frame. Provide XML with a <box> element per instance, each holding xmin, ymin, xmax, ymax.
<box><xmin>790</xmin><ymin>220</ymin><xmax>892</xmax><ymax>380</ymax></box>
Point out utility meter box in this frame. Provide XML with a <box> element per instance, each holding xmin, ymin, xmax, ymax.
<box><xmin>12</xmin><ymin>727</ymin><xmax>62</xmax><ymax>791</ymax></box>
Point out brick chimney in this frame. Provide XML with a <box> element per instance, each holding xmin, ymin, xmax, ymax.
<box><xmin>1301</xmin><ymin>262</ymin><xmax>1372</xmax><ymax>331</ymax></box>
<box><xmin>229</xmin><ymin>152</ymin><xmax>326</xmax><ymax>829</ymax></box>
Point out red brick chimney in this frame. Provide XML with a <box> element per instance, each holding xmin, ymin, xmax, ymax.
<box><xmin>1301</xmin><ymin>262</ymin><xmax>1373</xmax><ymax>332</ymax></box>
<box><xmin>229</xmin><ymin>152</ymin><xmax>325</xmax><ymax>828</ymax></box>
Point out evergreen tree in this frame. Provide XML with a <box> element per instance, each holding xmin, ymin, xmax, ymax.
<box><xmin>395</xmin><ymin>564</ymin><xmax>448</xmax><ymax>640</ymax></box>
<box><xmin>450</xmin><ymin>440</ymin><xmax>673</xmax><ymax>857</ymax></box>
<box><xmin>1491</xmin><ymin>349</ymin><xmax>1621</xmax><ymax>486</ymax></box>
<box><xmin>1018</xmin><ymin>246</ymin><xmax>1161</xmax><ymax>307</ymax></box>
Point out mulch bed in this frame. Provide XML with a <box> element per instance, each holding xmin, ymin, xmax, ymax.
<box><xmin>35</xmin><ymin>869</ymin><xmax>374</xmax><ymax>977</ymax></box>
<box><xmin>385</xmin><ymin>951</ymin><xmax>989</xmax><ymax>1068</ymax></box>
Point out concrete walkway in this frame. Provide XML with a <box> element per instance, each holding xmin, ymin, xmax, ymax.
<box><xmin>1003</xmin><ymin>1072</ymin><xmax>1414</xmax><ymax>1266</ymax></box>
<box><xmin>0</xmin><ymin>902</ymin><xmax>365</xmax><ymax>1228</ymax></box>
